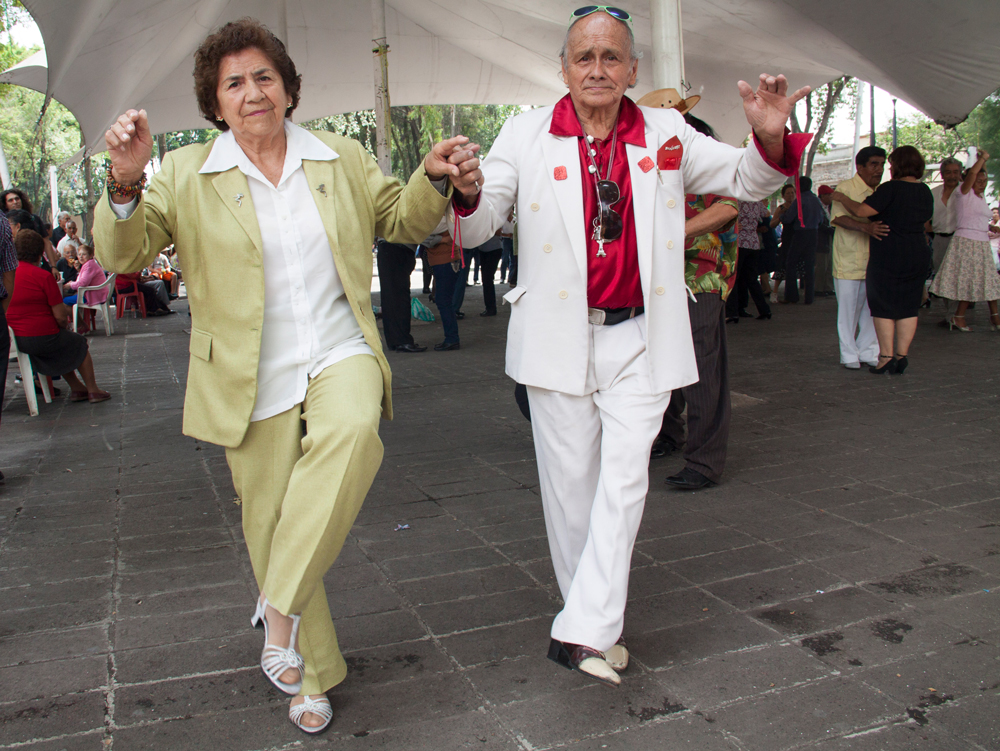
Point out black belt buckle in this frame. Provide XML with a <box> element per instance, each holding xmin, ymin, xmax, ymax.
<box><xmin>589</xmin><ymin>306</ymin><xmax>643</xmax><ymax>325</ymax></box>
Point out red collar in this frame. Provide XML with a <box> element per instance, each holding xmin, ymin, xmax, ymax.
<box><xmin>549</xmin><ymin>94</ymin><xmax>646</xmax><ymax>147</ymax></box>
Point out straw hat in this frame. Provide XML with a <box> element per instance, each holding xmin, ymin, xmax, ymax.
<box><xmin>635</xmin><ymin>88</ymin><xmax>701</xmax><ymax>115</ymax></box>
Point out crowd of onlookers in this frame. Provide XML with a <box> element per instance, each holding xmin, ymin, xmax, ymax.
<box><xmin>0</xmin><ymin>188</ymin><xmax>186</xmax><ymax>424</ymax></box>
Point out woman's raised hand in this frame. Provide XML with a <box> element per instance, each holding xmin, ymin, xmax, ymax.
<box><xmin>105</xmin><ymin>109</ymin><xmax>154</xmax><ymax>185</ymax></box>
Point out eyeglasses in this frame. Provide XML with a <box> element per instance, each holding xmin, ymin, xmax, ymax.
<box><xmin>596</xmin><ymin>179</ymin><xmax>623</xmax><ymax>241</ymax></box>
<box><xmin>569</xmin><ymin>6</ymin><xmax>633</xmax><ymax>29</ymax></box>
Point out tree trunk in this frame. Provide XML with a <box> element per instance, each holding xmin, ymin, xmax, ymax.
<box><xmin>804</xmin><ymin>77</ymin><xmax>849</xmax><ymax>177</ymax></box>
<box><xmin>82</xmin><ymin>132</ymin><xmax>95</xmax><ymax>241</ymax></box>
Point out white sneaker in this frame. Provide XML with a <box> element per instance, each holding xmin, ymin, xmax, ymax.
<box><xmin>843</xmin><ymin>362</ymin><xmax>861</xmax><ymax>370</ymax></box>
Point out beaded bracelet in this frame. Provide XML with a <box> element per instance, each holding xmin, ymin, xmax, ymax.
<box><xmin>105</xmin><ymin>163</ymin><xmax>148</xmax><ymax>200</ymax></box>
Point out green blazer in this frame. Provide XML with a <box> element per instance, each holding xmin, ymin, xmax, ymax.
<box><xmin>94</xmin><ymin>131</ymin><xmax>450</xmax><ymax>448</ymax></box>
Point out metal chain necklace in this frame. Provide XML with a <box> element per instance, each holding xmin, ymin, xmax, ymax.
<box><xmin>583</xmin><ymin>115</ymin><xmax>618</xmax><ymax>258</ymax></box>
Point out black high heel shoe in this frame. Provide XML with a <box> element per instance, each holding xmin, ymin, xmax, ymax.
<box><xmin>893</xmin><ymin>355</ymin><xmax>908</xmax><ymax>375</ymax></box>
<box><xmin>869</xmin><ymin>354</ymin><xmax>897</xmax><ymax>375</ymax></box>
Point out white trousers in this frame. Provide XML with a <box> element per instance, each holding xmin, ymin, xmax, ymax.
<box><xmin>526</xmin><ymin>316</ymin><xmax>671</xmax><ymax>652</ymax></box>
<box><xmin>834</xmin><ymin>278</ymin><xmax>878</xmax><ymax>365</ymax></box>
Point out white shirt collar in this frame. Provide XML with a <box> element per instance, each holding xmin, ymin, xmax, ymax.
<box><xmin>199</xmin><ymin>121</ymin><xmax>338</xmax><ymax>187</ymax></box>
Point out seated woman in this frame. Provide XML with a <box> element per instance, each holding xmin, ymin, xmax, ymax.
<box><xmin>115</xmin><ymin>270</ymin><xmax>174</xmax><ymax>316</ymax></box>
<box><xmin>63</xmin><ymin>246</ymin><xmax>110</xmax><ymax>332</ymax></box>
<box><xmin>6</xmin><ymin>230</ymin><xmax>111</xmax><ymax>403</ymax></box>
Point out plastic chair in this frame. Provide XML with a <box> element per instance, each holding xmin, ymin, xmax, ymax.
<box><xmin>73</xmin><ymin>272</ymin><xmax>116</xmax><ymax>336</ymax></box>
<box><xmin>115</xmin><ymin>279</ymin><xmax>146</xmax><ymax>319</ymax></box>
<box><xmin>8</xmin><ymin>326</ymin><xmax>52</xmax><ymax>417</ymax></box>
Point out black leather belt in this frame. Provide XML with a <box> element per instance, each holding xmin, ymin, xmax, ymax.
<box><xmin>587</xmin><ymin>306</ymin><xmax>644</xmax><ymax>325</ymax></box>
<box><xmin>931</xmin><ymin>232</ymin><xmax>954</xmax><ymax>238</ymax></box>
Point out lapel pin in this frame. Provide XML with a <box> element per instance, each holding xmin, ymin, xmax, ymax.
<box><xmin>638</xmin><ymin>157</ymin><xmax>655</xmax><ymax>173</ymax></box>
<box><xmin>317</xmin><ymin>184</ymin><xmax>327</xmax><ymax>196</ymax></box>
<box><xmin>554</xmin><ymin>166</ymin><xmax>567</xmax><ymax>181</ymax></box>
<box><xmin>234</xmin><ymin>193</ymin><xmax>243</xmax><ymax>207</ymax></box>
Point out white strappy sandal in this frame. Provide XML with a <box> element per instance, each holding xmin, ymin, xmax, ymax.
<box><xmin>289</xmin><ymin>694</ymin><xmax>334</xmax><ymax>735</ymax></box>
<box><xmin>251</xmin><ymin>596</ymin><xmax>305</xmax><ymax>696</ymax></box>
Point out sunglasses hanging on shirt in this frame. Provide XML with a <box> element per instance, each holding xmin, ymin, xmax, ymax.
<box><xmin>583</xmin><ymin>117</ymin><xmax>623</xmax><ymax>258</ymax></box>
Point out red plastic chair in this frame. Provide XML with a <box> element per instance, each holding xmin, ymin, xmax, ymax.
<box><xmin>115</xmin><ymin>280</ymin><xmax>147</xmax><ymax>319</ymax></box>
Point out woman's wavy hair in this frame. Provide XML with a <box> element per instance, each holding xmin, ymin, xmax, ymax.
<box><xmin>193</xmin><ymin>17</ymin><xmax>302</xmax><ymax>131</ymax></box>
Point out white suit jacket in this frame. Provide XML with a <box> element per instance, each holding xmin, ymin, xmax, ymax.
<box><xmin>452</xmin><ymin>104</ymin><xmax>789</xmax><ymax>397</ymax></box>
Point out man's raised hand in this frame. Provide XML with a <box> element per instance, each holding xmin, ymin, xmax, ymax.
<box><xmin>105</xmin><ymin>109</ymin><xmax>154</xmax><ymax>186</ymax></box>
<box><xmin>737</xmin><ymin>74</ymin><xmax>811</xmax><ymax>161</ymax></box>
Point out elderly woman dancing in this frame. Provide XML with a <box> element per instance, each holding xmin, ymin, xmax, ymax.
<box><xmin>94</xmin><ymin>18</ymin><xmax>469</xmax><ymax>734</ymax></box>
<box><xmin>929</xmin><ymin>149</ymin><xmax>1000</xmax><ymax>331</ymax></box>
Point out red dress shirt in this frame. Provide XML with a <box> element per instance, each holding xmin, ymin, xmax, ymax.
<box><xmin>549</xmin><ymin>94</ymin><xmax>645</xmax><ymax>309</ymax></box>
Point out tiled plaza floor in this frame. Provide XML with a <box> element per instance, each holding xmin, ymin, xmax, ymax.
<box><xmin>1</xmin><ymin>287</ymin><xmax>998</xmax><ymax>750</ymax></box>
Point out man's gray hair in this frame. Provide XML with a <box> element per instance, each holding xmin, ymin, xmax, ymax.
<box><xmin>940</xmin><ymin>157</ymin><xmax>963</xmax><ymax>171</ymax></box>
<box><xmin>56</xmin><ymin>211</ymin><xmax>71</xmax><ymax>222</ymax></box>
<box><xmin>559</xmin><ymin>13</ymin><xmax>642</xmax><ymax>89</ymax></box>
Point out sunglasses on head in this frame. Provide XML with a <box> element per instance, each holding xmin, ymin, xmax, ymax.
<box><xmin>596</xmin><ymin>179</ymin><xmax>623</xmax><ymax>242</ymax></box>
<box><xmin>570</xmin><ymin>6</ymin><xmax>633</xmax><ymax>29</ymax></box>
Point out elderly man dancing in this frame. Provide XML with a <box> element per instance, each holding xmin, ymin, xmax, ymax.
<box><xmin>446</xmin><ymin>6</ymin><xmax>810</xmax><ymax>686</ymax></box>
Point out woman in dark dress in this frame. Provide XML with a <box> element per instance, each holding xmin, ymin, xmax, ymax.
<box><xmin>832</xmin><ymin>145</ymin><xmax>933</xmax><ymax>375</ymax></box>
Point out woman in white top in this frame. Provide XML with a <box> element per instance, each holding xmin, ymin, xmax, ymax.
<box><xmin>929</xmin><ymin>150</ymin><xmax>1000</xmax><ymax>331</ymax></box>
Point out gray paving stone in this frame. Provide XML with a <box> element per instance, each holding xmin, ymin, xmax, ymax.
<box><xmin>658</xmin><ymin>641</ymin><xmax>832</xmax><ymax>710</ymax></box>
<box><xmin>397</xmin><ymin>564</ymin><xmax>537</xmax><ymax>606</ymax></box>
<box><xmin>628</xmin><ymin>612</ymin><xmax>781</xmax><ymax>670</ymax></box>
<box><xmin>702</xmin><ymin>563</ymin><xmax>849</xmax><ymax>610</ymax></box>
<box><xmin>0</xmin><ymin>656</ymin><xmax>107</xmax><ymax>704</ymax></box>
<box><xmin>113</xmin><ymin>632</ymin><xmax>259</xmax><ymax>685</ymax></box>
<box><xmin>0</xmin><ymin>690</ymin><xmax>106</xmax><ymax>746</ymax></box>
<box><xmin>0</xmin><ymin>625</ymin><xmax>106</xmax><ymax>667</ymax></box>
<box><xmin>709</xmin><ymin>678</ymin><xmax>902</xmax><ymax>751</ymax></box>
<box><xmin>416</xmin><ymin>588</ymin><xmax>557</xmax><ymax>636</ymax></box>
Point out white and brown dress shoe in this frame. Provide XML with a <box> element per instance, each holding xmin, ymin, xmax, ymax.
<box><xmin>547</xmin><ymin>639</ymin><xmax>621</xmax><ymax>687</ymax></box>
<box><xmin>603</xmin><ymin>638</ymin><xmax>629</xmax><ymax>672</ymax></box>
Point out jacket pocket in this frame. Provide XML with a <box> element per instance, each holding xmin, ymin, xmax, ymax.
<box><xmin>189</xmin><ymin>328</ymin><xmax>212</xmax><ymax>361</ymax></box>
<box><xmin>503</xmin><ymin>286</ymin><xmax>527</xmax><ymax>305</ymax></box>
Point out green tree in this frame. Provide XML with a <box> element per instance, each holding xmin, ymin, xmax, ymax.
<box><xmin>875</xmin><ymin>88</ymin><xmax>1000</xmax><ymax>199</ymax></box>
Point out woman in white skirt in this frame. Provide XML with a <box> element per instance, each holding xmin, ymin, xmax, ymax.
<box><xmin>930</xmin><ymin>150</ymin><xmax>1000</xmax><ymax>331</ymax></box>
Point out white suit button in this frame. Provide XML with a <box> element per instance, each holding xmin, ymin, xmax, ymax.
<box><xmin>543</xmin><ymin>244</ymin><xmax>552</xmax><ymax>253</ymax></box>
<box><xmin>558</xmin><ymin>290</ymin><xmax>568</xmax><ymax>299</ymax></box>
<box><xmin>531</xmin><ymin>202</ymin><xmax>540</xmax><ymax>212</ymax></box>
<box><xmin>667</xmin><ymin>199</ymin><xmax>676</xmax><ymax>208</ymax></box>
<box><xmin>667</xmin><ymin>240</ymin><xmax>674</xmax><ymax>249</ymax></box>
<box><xmin>655</xmin><ymin>286</ymin><xmax>665</xmax><ymax>295</ymax></box>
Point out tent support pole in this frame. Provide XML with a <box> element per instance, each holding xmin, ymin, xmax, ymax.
<box><xmin>649</xmin><ymin>0</ymin><xmax>684</xmax><ymax>90</ymax></box>
<box><xmin>372</xmin><ymin>0</ymin><xmax>391</xmax><ymax>176</ymax></box>
<box><xmin>0</xmin><ymin>139</ymin><xmax>11</xmax><ymax>189</ymax></box>
<box><xmin>48</xmin><ymin>165</ymin><xmax>59</xmax><ymax>223</ymax></box>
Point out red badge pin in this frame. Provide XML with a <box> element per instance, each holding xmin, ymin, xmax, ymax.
<box><xmin>554</xmin><ymin>166</ymin><xmax>567</xmax><ymax>181</ymax></box>
<box><xmin>638</xmin><ymin>156</ymin><xmax>655</xmax><ymax>173</ymax></box>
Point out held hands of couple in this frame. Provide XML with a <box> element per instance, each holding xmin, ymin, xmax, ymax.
<box><xmin>423</xmin><ymin>136</ymin><xmax>483</xmax><ymax>206</ymax></box>
<box><xmin>737</xmin><ymin>74</ymin><xmax>811</xmax><ymax>163</ymax></box>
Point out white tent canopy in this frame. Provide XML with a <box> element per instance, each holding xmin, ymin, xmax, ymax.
<box><xmin>3</xmin><ymin>0</ymin><xmax>1000</xmax><ymax>151</ymax></box>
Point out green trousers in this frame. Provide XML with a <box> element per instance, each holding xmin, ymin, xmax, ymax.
<box><xmin>226</xmin><ymin>354</ymin><xmax>384</xmax><ymax>695</ymax></box>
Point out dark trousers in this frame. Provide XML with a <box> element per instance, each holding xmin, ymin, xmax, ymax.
<box><xmin>452</xmin><ymin>248</ymin><xmax>475</xmax><ymax>313</ymax></box>
<box><xmin>500</xmin><ymin>238</ymin><xmax>513</xmax><ymax>282</ymax></box>
<box><xmin>728</xmin><ymin>247</ymin><xmax>770</xmax><ymax>316</ymax></box>
<box><xmin>479</xmin><ymin>249</ymin><xmax>502</xmax><ymax>313</ymax></box>
<box><xmin>431</xmin><ymin>263</ymin><xmax>460</xmax><ymax>344</ymax></box>
<box><xmin>376</xmin><ymin>241</ymin><xmax>417</xmax><ymax>349</ymax></box>
<box><xmin>419</xmin><ymin>248</ymin><xmax>432</xmax><ymax>292</ymax></box>
<box><xmin>0</xmin><ymin>305</ymin><xmax>8</xmax><ymax>424</ymax></box>
<box><xmin>659</xmin><ymin>293</ymin><xmax>730</xmax><ymax>483</ymax></box>
<box><xmin>783</xmin><ymin>229</ymin><xmax>817</xmax><ymax>304</ymax></box>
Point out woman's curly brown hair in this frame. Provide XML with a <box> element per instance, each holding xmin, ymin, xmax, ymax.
<box><xmin>193</xmin><ymin>18</ymin><xmax>302</xmax><ymax>131</ymax></box>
